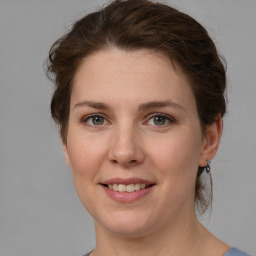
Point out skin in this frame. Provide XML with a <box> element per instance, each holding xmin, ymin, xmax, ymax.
<box><xmin>63</xmin><ymin>48</ymin><xmax>229</xmax><ymax>256</ymax></box>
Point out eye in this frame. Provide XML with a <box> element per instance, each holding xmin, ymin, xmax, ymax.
<box><xmin>152</xmin><ymin>116</ymin><xmax>166</xmax><ymax>125</ymax></box>
<box><xmin>82</xmin><ymin>114</ymin><xmax>108</xmax><ymax>126</ymax></box>
<box><xmin>146</xmin><ymin>114</ymin><xmax>175</xmax><ymax>126</ymax></box>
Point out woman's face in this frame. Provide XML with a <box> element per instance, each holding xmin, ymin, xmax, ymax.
<box><xmin>64</xmin><ymin>48</ymin><xmax>219</xmax><ymax>237</ymax></box>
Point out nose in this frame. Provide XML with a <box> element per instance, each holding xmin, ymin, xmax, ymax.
<box><xmin>108</xmin><ymin>124</ymin><xmax>145</xmax><ymax>167</ymax></box>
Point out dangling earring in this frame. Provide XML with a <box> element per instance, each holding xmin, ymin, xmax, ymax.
<box><xmin>205</xmin><ymin>160</ymin><xmax>211</xmax><ymax>173</ymax></box>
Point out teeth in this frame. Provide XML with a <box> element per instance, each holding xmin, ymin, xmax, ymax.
<box><xmin>140</xmin><ymin>184</ymin><xmax>146</xmax><ymax>189</ymax></box>
<box><xmin>126</xmin><ymin>184</ymin><xmax>135</xmax><ymax>192</ymax></box>
<box><xmin>107</xmin><ymin>183</ymin><xmax>150</xmax><ymax>192</ymax></box>
<box><xmin>135</xmin><ymin>184</ymin><xmax>141</xmax><ymax>191</ymax></box>
<box><xmin>113</xmin><ymin>184</ymin><xmax>118</xmax><ymax>191</ymax></box>
<box><xmin>118</xmin><ymin>184</ymin><xmax>126</xmax><ymax>192</ymax></box>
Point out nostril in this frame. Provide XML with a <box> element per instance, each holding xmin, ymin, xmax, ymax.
<box><xmin>110</xmin><ymin>159</ymin><xmax>137</xmax><ymax>165</ymax></box>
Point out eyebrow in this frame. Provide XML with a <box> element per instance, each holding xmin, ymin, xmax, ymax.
<box><xmin>73</xmin><ymin>101</ymin><xmax>109</xmax><ymax>110</ymax></box>
<box><xmin>138</xmin><ymin>100</ymin><xmax>185</xmax><ymax>111</ymax></box>
<box><xmin>73</xmin><ymin>100</ymin><xmax>185</xmax><ymax>111</ymax></box>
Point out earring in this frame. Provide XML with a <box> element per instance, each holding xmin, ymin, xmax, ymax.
<box><xmin>205</xmin><ymin>160</ymin><xmax>211</xmax><ymax>173</ymax></box>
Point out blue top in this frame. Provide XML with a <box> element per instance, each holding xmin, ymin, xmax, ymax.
<box><xmin>82</xmin><ymin>247</ymin><xmax>251</xmax><ymax>256</ymax></box>
<box><xmin>224</xmin><ymin>248</ymin><xmax>251</xmax><ymax>256</ymax></box>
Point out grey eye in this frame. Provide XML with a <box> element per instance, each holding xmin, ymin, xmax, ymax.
<box><xmin>91</xmin><ymin>116</ymin><xmax>105</xmax><ymax>125</ymax></box>
<box><xmin>82</xmin><ymin>114</ymin><xmax>109</xmax><ymax>127</ymax></box>
<box><xmin>153</xmin><ymin>116</ymin><xmax>166</xmax><ymax>125</ymax></box>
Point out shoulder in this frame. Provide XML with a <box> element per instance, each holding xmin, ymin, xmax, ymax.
<box><xmin>224</xmin><ymin>248</ymin><xmax>252</xmax><ymax>256</ymax></box>
<box><xmin>81</xmin><ymin>248</ymin><xmax>252</xmax><ymax>256</ymax></box>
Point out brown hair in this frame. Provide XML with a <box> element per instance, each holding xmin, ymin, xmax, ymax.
<box><xmin>46</xmin><ymin>0</ymin><xmax>227</xmax><ymax>213</ymax></box>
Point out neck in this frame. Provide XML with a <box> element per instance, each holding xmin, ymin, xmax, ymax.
<box><xmin>92</xmin><ymin>211</ymin><xmax>213</xmax><ymax>256</ymax></box>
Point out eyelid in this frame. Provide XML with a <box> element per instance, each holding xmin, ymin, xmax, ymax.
<box><xmin>80</xmin><ymin>112</ymin><xmax>176</xmax><ymax>126</ymax></box>
<box><xmin>145</xmin><ymin>112</ymin><xmax>177</xmax><ymax>125</ymax></box>
<box><xmin>81</xmin><ymin>113</ymin><xmax>110</xmax><ymax>125</ymax></box>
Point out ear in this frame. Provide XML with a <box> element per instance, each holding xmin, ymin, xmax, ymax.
<box><xmin>199</xmin><ymin>115</ymin><xmax>223</xmax><ymax>167</ymax></box>
<box><xmin>63</xmin><ymin>143</ymin><xmax>72</xmax><ymax>168</ymax></box>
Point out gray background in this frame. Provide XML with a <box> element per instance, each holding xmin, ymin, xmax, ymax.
<box><xmin>0</xmin><ymin>0</ymin><xmax>255</xmax><ymax>255</ymax></box>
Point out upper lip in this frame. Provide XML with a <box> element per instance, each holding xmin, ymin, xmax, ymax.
<box><xmin>101</xmin><ymin>177</ymin><xmax>155</xmax><ymax>185</ymax></box>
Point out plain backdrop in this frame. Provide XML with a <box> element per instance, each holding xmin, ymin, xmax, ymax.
<box><xmin>0</xmin><ymin>0</ymin><xmax>255</xmax><ymax>255</ymax></box>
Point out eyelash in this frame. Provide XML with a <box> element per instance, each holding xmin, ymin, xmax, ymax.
<box><xmin>81</xmin><ymin>113</ymin><xmax>176</xmax><ymax>127</ymax></box>
<box><xmin>145</xmin><ymin>113</ymin><xmax>176</xmax><ymax>127</ymax></box>
<box><xmin>81</xmin><ymin>113</ymin><xmax>108</xmax><ymax>127</ymax></box>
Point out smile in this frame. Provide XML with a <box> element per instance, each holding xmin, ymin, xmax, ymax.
<box><xmin>101</xmin><ymin>179</ymin><xmax>155</xmax><ymax>203</ymax></box>
<box><xmin>106</xmin><ymin>183</ymin><xmax>151</xmax><ymax>193</ymax></box>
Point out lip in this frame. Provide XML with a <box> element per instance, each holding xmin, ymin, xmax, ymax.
<box><xmin>102</xmin><ymin>185</ymin><xmax>155</xmax><ymax>203</ymax></box>
<box><xmin>100</xmin><ymin>177</ymin><xmax>156</xmax><ymax>203</ymax></box>
<box><xmin>101</xmin><ymin>177</ymin><xmax>154</xmax><ymax>185</ymax></box>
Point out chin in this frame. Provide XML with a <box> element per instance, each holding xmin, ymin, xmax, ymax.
<box><xmin>95</xmin><ymin>210</ymin><xmax>155</xmax><ymax>237</ymax></box>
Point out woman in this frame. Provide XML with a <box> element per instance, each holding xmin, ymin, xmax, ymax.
<box><xmin>46</xmin><ymin>0</ymin><xmax>251</xmax><ymax>255</ymax></box>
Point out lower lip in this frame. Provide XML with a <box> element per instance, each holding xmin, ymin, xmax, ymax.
<box><xmin>102</xmin><ymin>185</ymin><xmax>154</xmax><ymax>203</ymax></box>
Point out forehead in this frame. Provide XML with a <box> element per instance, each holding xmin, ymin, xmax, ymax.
<box><xmin>74</xmin><ymin>48</ymin><xmax>179</xmax><ymax>82</ymax></box>
<box><xmin>71</xmin><ymin>48</ymin><xmax>195</xmax><ymax>109</ymax></box>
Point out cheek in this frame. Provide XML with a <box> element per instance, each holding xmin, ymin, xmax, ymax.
<box><xmin>152</xmin><ymin>132</ymin><xmax>201</xmax><ymax>165</ymax></box>
<box><xmin>66</xmin><ymin>132</ymin><xmax>108</xmax><ymax>214</ymax></box>
<box><xmin>148</xmin><ymin>129</ymin><xmax>202</xmax><ymax>184</ymax></box>
<box><xmin>66</xmin><ymin>131</ymin><xmax>107</xmax><ymax>178</ymax></box>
